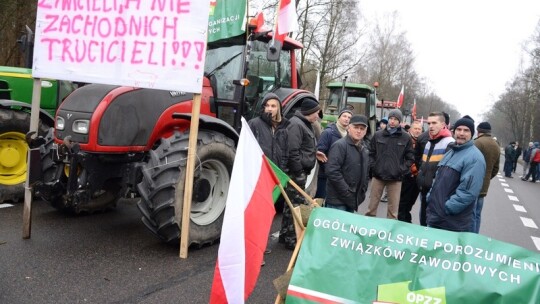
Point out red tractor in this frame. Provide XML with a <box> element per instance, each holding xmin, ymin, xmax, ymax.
<box><xmin>35</xmin><ymin>27</ymin><xmax>319</xmax><ymax>246</ymax></box>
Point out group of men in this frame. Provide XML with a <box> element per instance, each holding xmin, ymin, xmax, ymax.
<box><xmin>249</xmin><ymin>93</ymin><xmax>500</xmax><ymax>253</ymax></box>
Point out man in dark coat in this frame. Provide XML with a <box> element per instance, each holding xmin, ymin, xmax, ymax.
<box><xmin>280</xmin><ymin>99</ymin><xmax>321</xmax><ymax>249</ymax></box>
<box><xmin>504</xmin><ymin>142</ymin><xmax>516</xmax><ymax>178</ymax></box>
<box><xmin>397</xmin><ymin>120</ymin><xmax>423</xmax><ymax>223</ymax></box>
<box><xmin>513</xmin><ymin>142</ymin><xmax>522</xmax><ymax>173</ymax></box>
<box><xmin>365</xmin><ymin>109</ymin><xmax>414</xmax><ymax>219</ymax></box>
<box><xmin>325</xmin><ymin>115</ymin><xmax>370</xmax><ymax>212</ymax></box>
<box><xmin>472</xmin><ymin>122</ymin><xmax>500</xmax><ymax>233</ymax></box>
<box><xmin>248</xmin><ymin>93</ymin><xmax>289</xmax><ymax>171</ymax></box>
<box><xmin>315</xmin><ymin>108</ymin><xmax>352</xmax><ymax>199</ymax></box>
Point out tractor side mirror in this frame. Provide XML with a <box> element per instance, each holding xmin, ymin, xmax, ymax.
<box><xmin>267</xmin><ymin>40</ymin><xmax>282</xmax><ymax>62</ymax></box>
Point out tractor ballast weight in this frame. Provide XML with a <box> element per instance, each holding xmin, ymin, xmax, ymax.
<box><xmin>36</xmin><ymin>29</ymin><xmax>319</xmax><ymax>246</ymax></box>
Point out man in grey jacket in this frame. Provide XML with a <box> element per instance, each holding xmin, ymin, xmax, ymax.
<box><xmin>325</xmin><ymin>115</ymin><xmax>370</xmax><ymax>212</ymax></box>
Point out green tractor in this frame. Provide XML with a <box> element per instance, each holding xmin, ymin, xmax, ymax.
<box><xmin>0</xmin><ymin>28</ymin><xmax>79</xmax><ymax>202</ymax></box>
<box><xmin>321</xmin><ymin>81</ymin><xmax>378</xmax><ymax>137</ymax></box>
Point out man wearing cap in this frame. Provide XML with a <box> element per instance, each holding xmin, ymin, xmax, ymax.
<box><xmin>503</xmin><ymin>141</ymin><xmax>517</xmax><ymax>178</ymax></box>
<box><xmin>325</xmin><ymin>115</ymin><xmax>370</xmax><ymax>212</ymax></box>
<box><xmin>279</xmin><ymin>99</ymin><xmax>321</xmax><ymax>249</ymax></box>
<box><xmin>314</xmin><ymin>108</ymin><xmax>352</xmax><ymax>199</ymax></box>
<box><xmin>416</xmin><ymin>112</ymin><xmax>455</xmax><ymax>226</ymax></box>
<box><xmin>472</xmin><ymin>121</ymin><xmax>500</xmax><ymax>233</ymax></box>
<box><xmin>365</xmin><ymin>109</ymin><xmax>414</xmax><ymax>219</ymax></box>
<box><xmin>426</xmin><ymin>115</ymin><xmax>486</xmax><ymax>232</ymax></box>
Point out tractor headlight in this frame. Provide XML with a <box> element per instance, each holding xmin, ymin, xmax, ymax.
<box><xmin>72</xmin><ymin>120</ymin><xmax>89</xmax><ymax>134</ymax></box>
<box><xmin>56</xmin><ymin>117</ymin><xmax>65</xmax><ymax>130</ymax></box>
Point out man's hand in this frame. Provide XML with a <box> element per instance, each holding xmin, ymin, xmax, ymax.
<box><xmin>316</xmin><ymin>151</ymin><xmax>328</xmax><ymax>162</ymax></box>
<box><xmin>293</xmin><ymin>172</ymin><xmax>307</xmax><ymax>186</ymax></box>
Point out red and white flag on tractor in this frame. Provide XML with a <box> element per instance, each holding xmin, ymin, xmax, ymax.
<box><xmin>396</xmin><ymin>85</ymin><xmax>404</xmax><ymax>109</ymax></box>
<box><xmin>274</xmin><ymin>0</ymin><xmax>299</xmax><ymax>43</ymax></box>
<box><xmin>209</xmin><ymin>118</ymin><xmax>284</xmax><ymax>304</ymax></box>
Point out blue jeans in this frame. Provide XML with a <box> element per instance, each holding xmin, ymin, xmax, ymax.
<box><xmin>471</xmin><ymin>196</ymin><xmax>484</xmax><ymax>233</ymax></box>
<box><xmin>325</xmin><ymin>202</ymin><xmax>355</xmax><ymax>213</ymax></box>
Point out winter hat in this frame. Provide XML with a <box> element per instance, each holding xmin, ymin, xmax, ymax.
<box><xmin>349</xmin><ymin>114</ymin><xmax>368</xmax><ymax>126</ymax></box>
<box><xmin>477</xmin><ymin>121</ymin><xmax>491</xmax><ymax>134</ymax></box>
<box><xmin>535</xmin><ymin>142</ymin><xmax>540</xmax><ymax>148</ymax></box>
<box><xmin>453</xmin><ymin>115</ymin><xmax>475</xmax><ymax>136</ymax></box>
<box><xmin>338</xmin><ymin>108</ymin><xmax>353</xmax><ymax>118</ymax></box>
<box><xmin>300</xmin><ymin>99</ymin><xmax>322</xmax><ymax>118</ymax></box>
<box><xmin>380</xmin><ymin>117</ymin><xmax>388</xmax><ymax>124</ymax></box>
<box><xmin>388</xmin><ymin>109</ymin><xmax>403</xmax><ymax>122</ymax></box>
<box><xmin>442</xmin><ymin>112</ymin><xmax>450</xmax><ymax>125</ymax></box>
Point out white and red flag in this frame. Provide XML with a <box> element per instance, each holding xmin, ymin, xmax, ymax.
<box><xmin>412</xmin><ymin>98</ymin><xmax>417</xmax><ymax>121</ymax></box>
<box><xmin>396</xmin><ymin>85</ymin><xmax>404</xmax><ymax>109</ymax></box>
<box><xmin>209</xmin><ymin>118</ymin><xmax>285</xmax><ymax>304</ymax></box>
<box><xmin>274</xmin><ymin>0</ymin><xmax>299</xmax><ymax>43</ymax></box>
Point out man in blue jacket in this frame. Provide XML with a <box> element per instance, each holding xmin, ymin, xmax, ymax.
<box><xmin>426</xmin><ymin>115</ymin><xmax>486</xmax><ymax>232</ymax></box>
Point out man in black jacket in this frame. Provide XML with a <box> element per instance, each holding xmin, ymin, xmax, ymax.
<box><xmin>279</xmin><ymin>99</ymin><xmax>321</xmax><ymax>249</ymax></box>
<box><xmin>248</xmin><ymin>93</ymin><xmax>290</xmax><ymax>171</ymax></box>
<box><xmin>365</xmin><ymin>109</ymin><xmax>414</xmax><ymax>219</ymax></box>
<box><xmin>325</xmin><ymin>115</ymin><xmax>370</xmax><ymax>212</ymax></box>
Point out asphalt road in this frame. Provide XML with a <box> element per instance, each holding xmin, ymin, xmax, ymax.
<box><xmin>1</xmin><ymin>156</ymin><xmax>539</xmax><ymax>303</ymax></box>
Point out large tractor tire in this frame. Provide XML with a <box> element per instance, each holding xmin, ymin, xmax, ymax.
<box><xmin>38</xmin><ymin>128</ymin><xmax>123</xmax><ymax>213</ymax></box>
<box><xmin>0</xmin><ymin>108</ymin><xmax>50</xmax><ymax>203</ymax></box>
<box><xmin>137</xmin><ymin>130</ymin><xmax>235</xmax><ymax>246</ymax></box>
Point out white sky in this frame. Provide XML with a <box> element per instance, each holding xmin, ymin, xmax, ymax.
<box><xmin>360</xmin><ymin>0</ymin><xmax>540</xmax><ymax>123</ymax></box>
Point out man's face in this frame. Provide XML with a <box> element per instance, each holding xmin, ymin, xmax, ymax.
<box><xmin>338</xmin><ymin>112</ymin><xmax>352</xmax><ymax>127</ymax></box>
<box><xmin>305</xmin><ymin>110</ymin><xmax>320</xmax><ymax>123</ymax></box>
<box><xmin>530</xmin><ymin>142</ymin><xmax>534</xmax><ymax>148</ymax></box>
<box><xmin>388</xmin><ymin>117</ymin><xmax>400</xmax><ymax>128</ymax></box>
<box><xmin>454</xmin><ymin>126</ymin><xmax>472</xmax><ymax>145</ymax></box>
<box><xmin>410</xmin><ymin>123</ymin><xmax>423</xmax><ymax>137</ymax></box>
<box><xmin>348</xmin><ymin>124</ymin><xmax>367</xmax><ymax>142</ymax></box>
<box><xmin>380</xmin><ymin>122</ymin><xmax>387</xmax><ymax>129</ymax></box>
<box><xmin>264</xmin><ymin>99</ymin><xmax>280</xmax><ymax>118</ymax></box>
<box><xmin>427</xmin><ymin>116</ymin><xmax>445</xmax><ymax>136</ymax></box>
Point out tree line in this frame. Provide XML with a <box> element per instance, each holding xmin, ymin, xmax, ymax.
<box><xmin>3</xmin><ymin>0</ymin><xmax>539</xmax><ymax>145</ymax></box>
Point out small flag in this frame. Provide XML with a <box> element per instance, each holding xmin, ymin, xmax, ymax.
<box><xmin>412</xmin><ymin>99</ymin><xmax>417</xmax><ymax>121</ymax></box>
<box><xmin>209</xmin><ymin>118</ymin><xmax>289</xmax><ymax>303</ymax></box>
<box><xmin>273</xmin><ymin>0</ymin><xmax>299</xmax><ymax>43</ymax></box>
<box><xmin>313</xmin><ymin>69</ymin><xmax>320</xmax><ymax>100</ymax></box>
<box><xmin>396</xmin><ymin>85</ymin><xmax>404</xmax><ymax>109</ymax></box>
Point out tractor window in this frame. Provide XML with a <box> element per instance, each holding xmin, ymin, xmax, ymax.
<box><xmin>204</xmin><ymin>45</ymin><xmax>244</xmax><ymax>101</ymax></box>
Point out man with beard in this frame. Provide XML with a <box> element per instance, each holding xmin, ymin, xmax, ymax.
<box><xmin>426</xmin><ymin>115</ymin><xmax>486</xmax><ymax>232</ymax></box>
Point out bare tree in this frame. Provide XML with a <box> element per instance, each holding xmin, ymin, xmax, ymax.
<box><xmin>0</xmin><ymin>0</ymin><xmax>36</xmax><ymax>66</ymax></box>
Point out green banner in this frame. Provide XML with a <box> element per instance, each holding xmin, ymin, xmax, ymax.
<box><xmin>208</xmin><ymin>0</ymin><xmax>246</xmax><ymax>42</ymax></box>
<box><xmin>287</xmin><ymin>208</ymin><xmax>540</xmax><ymax>303</ymax></box>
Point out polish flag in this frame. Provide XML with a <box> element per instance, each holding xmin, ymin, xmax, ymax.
<box><xmin>209</xmin><ymin>118</ymin><xmax>286</xmax><ymax>303</ymax></box>
<box><xmin>274</xmin><ymin>0</ymin><xmax>299</xmax><ymax>43</ymax></box>
<box><xmin>396</xmin><ymin>85</ymin><xmax>404</xmax><ymax>109</ymax></box>
<box><xmin>412</xmin><ymin>99</ymin><xmax>417</xmax><ymax>121</ymax></box>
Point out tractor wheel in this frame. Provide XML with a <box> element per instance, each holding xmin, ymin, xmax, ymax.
<box><xmin>137</xmin><ymin>130</ymin><xmax>235</xmax><ymax>246</ymax></box>
<box><xmin>38</xmin><ymin>128</ymin><xmax>123</xmax><ymax>213</ymax></box>
<box><xmin>0</xmin><ymin>108</ymin><xmax>50</xmax><ymax>203</ymax></box>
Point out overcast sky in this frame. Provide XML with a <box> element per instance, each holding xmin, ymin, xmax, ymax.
<box><xmin>360</xmin><ymin>0</ymin><xmax>540</xmax><ymax>123</ymax></box>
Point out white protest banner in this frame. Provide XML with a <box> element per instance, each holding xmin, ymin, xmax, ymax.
<box><xmin>33</xmin><ymin>0</ymin><xmax>210</xmax><ymax>93</ymax></box>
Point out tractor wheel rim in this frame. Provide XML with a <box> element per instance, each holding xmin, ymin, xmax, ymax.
<box><xmin>0</xmin><ymin>132</ymin><xmax>28</xmax><ymax>185</ymax></box>
<box><xmin>190</xmin><ymin>159</ymin><xmax>229</xmax><ymax>226</ymax></box>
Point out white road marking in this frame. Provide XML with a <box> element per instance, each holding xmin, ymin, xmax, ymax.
<box><xmin>531</xmin><ymin>237</ymin><xmax>540</xmax><ymax>251</ymax></box>
<box><xmin>513</xmin><ymin>204</ymin><xmax>527</xmax><ymax>213</ymax></box>
<box><xmin>520</xmin><ymin>217</ymin><xmax>538</xmax><ymax>229</ymax></box>
<box><xmin>501</xmin><ymin>183</ymin><xmax>509</xmax><ymax>187</ymax></box>
<box><xmin>504</xmin><ymin>188</ymin><xmax>514</xmax><ymax>193</ymax></box>
<box><xmin>0</xmin><ymin>203</ymin><xmax>14</xmax><ymax>208</ymax></box>
<box><xmin>508</xmin><ymin>195</ymin><xmax>519</xmax><ymax>202</ymax></box>
<box><xmin>498</xmin><ymin>178</ymin><xmax>505</xmax><ymax>182</ymax></box>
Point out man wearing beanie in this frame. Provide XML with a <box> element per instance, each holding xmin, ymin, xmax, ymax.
<box><xmin>280</xmin><ymin>98</ymin><xmax>320</xmax><ymax>249</ymax></box>
<box><xmin>366</xmin><ymin>108</ymin><xmax>415</xmax><ymax>219</ymax></box>
<box><xmin>472</xmin><ymin>121</ymin><xmax>500</xmax><ymax>233</ymax></box>
<box><xmin>426</xmin><ymin>115</ymin><xmax>486</xmax><ymax>232</ymax></box>
<box><xmin>416</xmin><ymin>112</ymin><xmax>455</xmax><ymax>226</ymax></box>
<box><xmin>503</xmin><ymin>141</ymin><xmax>517</xmax><ymax>178</ymax></box>
<box><xmin>315</xmin><ymin>107</ymin><xmax>352</xmax><ymax>199</ymax></box>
